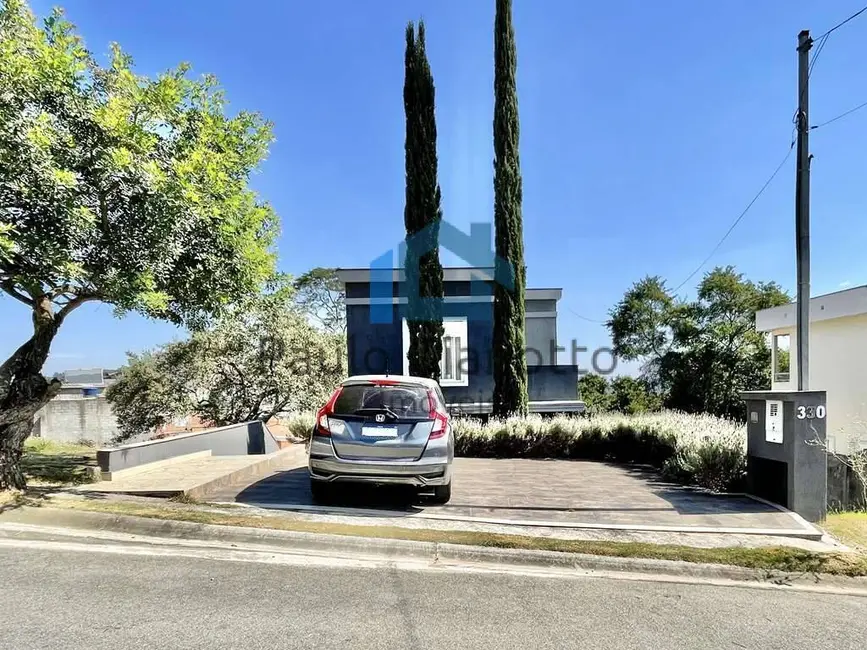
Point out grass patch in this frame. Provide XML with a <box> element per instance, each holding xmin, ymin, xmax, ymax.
<box><xmin>21</xmin><ymin>438</ymin><xmax>99</xmax><ymax>486</ymax></box>
<box><xmin>23</xmin><ymin>438</ymin><xmax>96</xmax><ymax>456</ymax></box>
<box><xmin>44</xmin><ymin>497</ymin><xmax>867</xmax><ymax>577</ymax></box>
<box><xmin>824</xmin><ymin>512</ymin><xmax>867</xmax><ymax>551</ymax></box>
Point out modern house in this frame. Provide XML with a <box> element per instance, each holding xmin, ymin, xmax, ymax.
<box><xmin>756</xmin><ymin>285</ymin><xmax>867</xmax><ymax>453</ymax></box>
<box><xmin>336</xmin><ymin>267</ymin><xmax>584</xmax><ymax>415</ymax></box>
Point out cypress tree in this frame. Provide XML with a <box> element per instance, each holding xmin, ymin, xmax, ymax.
<box><xmin>403</xmin><ymin>21</ymin><xmax>444</xmax><ymax>379</ymax></box>
<box><xmin>491</xmin><ymin>0</ymin><xmax>529</xmax><ymax>415</ymax></box>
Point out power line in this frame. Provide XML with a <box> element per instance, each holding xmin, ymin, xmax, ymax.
<box><xmin>804</xmin><ymin>5</ymin><xmax>867</xmax><ymax>96</ymax></box>
<box><xmin>811</xmin><ymin>99</ymin><xmax>867</xmax><ymax>129</ymax></box>
<box><xmin>808</xmin><ymin>33</ymin><xmax>828</xmax><ymax>77</ymax></box>
<box><xmin>815</xmin><ymin>4</ymin><xmax>867</xmax><ymax>40</ymax></box>
<box><xmin>670</xmin><ymin>142</ymin><xmax>795</xmax><ymax>294</ymax></box>
<box><xmin>567</xmin><ymin>307</ymin><xmax>607</xmax><ymax>325</ymax></box>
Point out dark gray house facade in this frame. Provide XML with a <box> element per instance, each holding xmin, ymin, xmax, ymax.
<box><xmin>336</xmin><ymin>267</ymin><xmax>583</xmax><ymax>415</ymax></box>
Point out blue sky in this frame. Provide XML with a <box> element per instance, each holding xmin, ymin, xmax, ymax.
<box><xmin>4</xmin><ymin>0</ymin><xmax>867</xmax><ymax>374</ymax></box>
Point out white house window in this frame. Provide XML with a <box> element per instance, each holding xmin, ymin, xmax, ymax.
<box><xmin>773</xmin><ymin>333</ymin><xmax>791</xmax><ymax>383</ymax></box>
<box><xmin>402</xmin><ymin>317</ymin><xmax>468</xmax><ymax>386</ymax></box>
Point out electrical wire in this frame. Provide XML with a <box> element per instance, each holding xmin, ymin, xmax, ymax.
<box><xmin>796</xmin><ymin>34</ymin><xmax>826</xmax><ymax>134</ymax></box>
<box><xmin>803</xmin><ymin>5</ymin><xmax>867</xmax><ymax>98</ymax></box>
<box><xmin>808</xmin><ymin>33</ymin><xmax>829</xmax><ymax>77</ymax></box>
<box><xmin>567</xmin><ymin>307</ymin><xmax>607</xmax><ymax>325</ymax></box>
<box><xmin>815</xmin><ymin>4</ymin><xmax>867</xmax><ymax>41</ymax></box>
<box><xmin>580</xmin><ymin>8</ymin><xmax>867</xmax><ymax>304</ymax></box>
<box><xmin>670</xmin><ymin>142</ymin><xmax>796</xmax><ymax>294</ymax></box>
<box><xmin>811</xmin><ymin>99</ymin><xmax>867</xmax><ymax>130</ymax></box>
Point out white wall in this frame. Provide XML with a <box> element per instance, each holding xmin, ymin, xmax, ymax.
<box><xmin>770</xmin><ymin>314</ymin><xmax>867</xmax><ymax>453</ymax></box>
<box><xmin>33</xmin><ymin>396</ymin><xmax>119</xmax><ymax>445</ymax></box>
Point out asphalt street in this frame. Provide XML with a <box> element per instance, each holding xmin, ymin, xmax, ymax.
<box><xmin>0</xmin><ymin>540</ymin><xmax>864</xmax><ymax>650</ymax></box>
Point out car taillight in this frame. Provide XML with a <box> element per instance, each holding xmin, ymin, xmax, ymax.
<box><xmin>315</xmin><ymin>387</ymin><xmax>344</xmax><ymax>437</ymax></box>
<box><xmin>427</xmin><ymin>389</ymin><xmax>449</xmax><ymax>440</ymax></box>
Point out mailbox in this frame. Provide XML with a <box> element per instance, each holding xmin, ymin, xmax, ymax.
<box><xmin>740</xmin><ymin>390</ymin><xmax>827</xmax><ymax>522</ymax></box>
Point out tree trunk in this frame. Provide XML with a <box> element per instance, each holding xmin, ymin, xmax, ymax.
<box><xmin>0</xmin><ymin>301</ymin><xmax>62</xmax><ymax>490</ymax></box>
<box><xmin>0</xmin><ymin>374</ymin><xmax>60</xmax><ymax>489</ymax></box>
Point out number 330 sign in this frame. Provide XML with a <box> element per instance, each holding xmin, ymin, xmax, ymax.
<box><xmin>796</xmin><ymin>405</ymin><xmax>826</xmax><ymax>420</ymax></box>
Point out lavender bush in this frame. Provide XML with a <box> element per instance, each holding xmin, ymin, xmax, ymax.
<box><xmin>281</xmin><ymin>410</ymin><xmax>747</xmax><ymax>492</ymax></box>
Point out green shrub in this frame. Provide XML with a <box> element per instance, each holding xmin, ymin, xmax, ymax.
<box><xmin>577</xmin><ymin>374</ymin><xmax>662</xmax><ymax>415</ymax></box>
<box><xmin>282</xmin><ymin>412</ymin><xmax>316</xmax><ymax>441</ymax></box>
<box><xmin>664</xmin><ymin>438</ymin><xmax>747</xmax><ymax>493</ymax></box>
<box><xmin>577</xmin><ymin>374</ymin><xmax>612</xmax><ymax>413</ymax></box>
<box><xmin>609</xmin><ymin>376</ymin><xmax>663</xmax><ymax>414</ymax></box>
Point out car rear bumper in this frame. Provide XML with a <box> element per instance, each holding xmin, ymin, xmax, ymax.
<box><xmin>309</xmin><ymin>456</ymin><xmax>450</xmax><ymax>487</ymax></box>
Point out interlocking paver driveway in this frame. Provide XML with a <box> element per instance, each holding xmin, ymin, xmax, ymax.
<box><xmin>205</xmin><ymin>448</ymin><xmax>808</xmax><ymax>532</ymax></box>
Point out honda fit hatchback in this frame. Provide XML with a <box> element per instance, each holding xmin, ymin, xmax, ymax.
<box><xmin>308</xmin><ymin>375</ymin><xmax>454</xmax><ymax>504</ymax></box>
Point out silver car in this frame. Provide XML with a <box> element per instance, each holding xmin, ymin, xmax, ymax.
<box><xmin>308</xmin><ymin>375</ymin><xmax>454</xmax><ymax>504</ymax></box>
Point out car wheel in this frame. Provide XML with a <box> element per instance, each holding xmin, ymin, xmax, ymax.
<box><xmin>430</xmin><ymin>481</ymin><xmax>451</xmax><ymax>505</ymax></box>
<box><xmin>310</xmin><ymin>479</ymin><xmax>333</xmax><ymax>504</ymax></box>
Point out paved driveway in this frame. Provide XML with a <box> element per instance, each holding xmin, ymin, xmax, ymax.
<box><xmin>206</xmin><ymin>450</ymin><xmax>812</xmax><ymax>534</ymax></box>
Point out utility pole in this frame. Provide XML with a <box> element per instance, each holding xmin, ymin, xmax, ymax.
<box><xmin>795</xmin><ymin>30</ymin><xmax>812</xmax><ymax>391</ymax></box>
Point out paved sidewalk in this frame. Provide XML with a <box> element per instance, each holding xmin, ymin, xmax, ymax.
<box><xmin>206</xmin><ymin>450</ymin><xmax>812</xmax><ymax>534</ymax></box>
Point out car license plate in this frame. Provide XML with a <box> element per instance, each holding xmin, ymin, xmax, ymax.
<box><xmin>361</xmin><ymin>425</ymin><xmax>398</xmax><ymax>438</ymax></box>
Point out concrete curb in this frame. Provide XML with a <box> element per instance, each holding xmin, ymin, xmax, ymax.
<box><xmin>220</xmin><ymin>500</ymin><xmax>826</xmax><ymax>540</ymax></box>
<box><xmin>0</xmin><ymin>507</ymin><xmax>437</xmax><ymax>561</ymax></box>
<box><xmin>2</xmin><ymin>507</ymin><xmax>865</xmax><ymax>594</ymax></box>
<box><xmin>435</xmin><ymin>543</ymin><xmax>768</xmax><ymax>582</ymax></box>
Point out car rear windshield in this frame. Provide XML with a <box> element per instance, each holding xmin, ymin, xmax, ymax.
<box><xmin>332</xmin><ymin>384</ymin><xmax>431</xmax><ymax>418</ymax></box>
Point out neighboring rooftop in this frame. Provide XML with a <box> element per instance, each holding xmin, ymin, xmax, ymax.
<box><xmin>756</xmin><ymin>285</ymin><xmax>867</xmax><ymax>332</ymax></box>
<box><xmin>51</xmin><ymin>367</ymin><xmax>121</xmax><ymax>387</ymax></box>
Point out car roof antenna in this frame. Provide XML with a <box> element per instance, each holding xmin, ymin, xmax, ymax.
<box><xmin>385</xmin><ymin>355</ymin><xmax>390</xmax><ymax>377</ymax></box>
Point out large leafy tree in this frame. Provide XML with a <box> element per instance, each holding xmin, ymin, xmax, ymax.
<box><xmin>608</xmin><ymin>267</ymin><xmax>790</xmax><ymax>419</ymax></box>
<box><xmin>106</xmin><ymin>282</ymin><xmax>346</xmax><ymax>441</ymax></box>
<box><xmin>0</xmin><ymin>1</ymin><xmax>276</xmax><ymax>487</ymax></box>
<box><xmin>491</xmin><ymin>0</ymin><xmax>528</xmax><ymax>416</ymax></box>
<box><xmin>403</xmin><ymin>21</ymin><xmax>444</xmax><ymax>380</ymax></box>
<box><xmin>293</xmin><ymin>267</ymin><xmax>345</xmax><ymax>334</ymax></box>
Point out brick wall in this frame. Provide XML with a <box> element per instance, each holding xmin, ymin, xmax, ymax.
<box><xmin>33</xmin><ymin>396</ymin><xmax>119</xmax><ymax>445</ymax></box>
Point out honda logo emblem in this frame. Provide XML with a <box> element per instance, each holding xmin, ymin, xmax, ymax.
<box><xmin>375</xmin><ymin>414</ymin><xmax>385</xmax><ymax>423</ymax></box>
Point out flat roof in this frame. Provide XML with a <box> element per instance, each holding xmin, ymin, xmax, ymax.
<box><xmin>335</xmin><ymin>267</ymin><xmax>562</xmax><ymax>300</ymax></box>
<box><xmin>755</xmin><ymin>285</ymin><xmax>867</xmax><ymax>332</ymax></box>
<box><xmin>337</xmin><ymin>267</ymin><xmax>495</xmax><ymax>283</ymax></box>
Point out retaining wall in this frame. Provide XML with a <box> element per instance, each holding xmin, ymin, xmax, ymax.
<box><xmin>96</xmin><ymin>421</ymin><xmax>279</xmax><ymax>474</ymax></box>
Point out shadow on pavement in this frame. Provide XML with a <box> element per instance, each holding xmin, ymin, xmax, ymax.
<box><xmin>233</xmin><ymin>467</ymin><xmax>427</xmax><ymax>513</ymax></box>
<box><xmin>618</xmin><ymin>463</ymin><xmax>780</xmax><ymax>515</ymax></box>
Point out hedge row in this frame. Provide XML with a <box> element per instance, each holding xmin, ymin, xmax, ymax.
<box><xmin>452</xmin><ymin>413</ymin><xmax>747</xmax><ymax>492</ymax></box>
<box><xmin>278</xmin><ymin>410</ymin><xmax>747</xmax><ymax>493</ymax></box>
